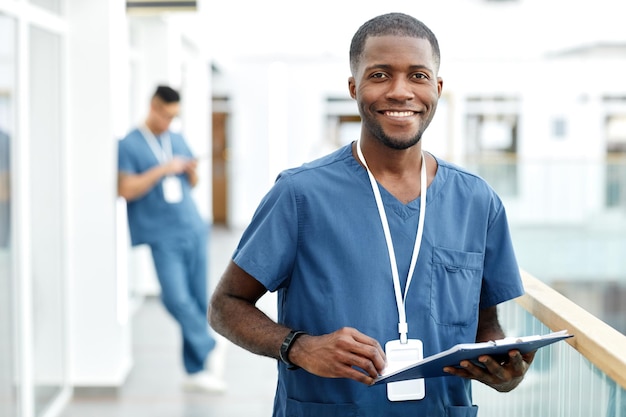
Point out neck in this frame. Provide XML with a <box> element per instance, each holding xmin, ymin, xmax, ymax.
<box><xmin>354</xmin><ymin>137</ymin><xmax>423</xmax><ymax>177</ymax></box>
<box><xmin>354</xmin><ymin>138</ymin><xmax>434</xmax><ymax>204</ymax></box>
<box><xmin>144</xmin><ymin>118</ymin><xmax>161</xmax><ymax>136</ymax></box>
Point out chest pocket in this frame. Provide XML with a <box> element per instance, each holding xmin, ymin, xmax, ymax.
<box><xmin>430</xmin><ymin>247</ymin><xmax>484</xmax><ymax>327</ymax></box>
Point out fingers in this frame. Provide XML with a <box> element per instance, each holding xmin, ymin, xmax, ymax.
<box><xmin>345</xmin><ymin>329</ymin><xmax>387</xmax><ymax>374</ymax></box>
<box><xmin>164</xmin><ymin>157</ymin><xmax>195</xmax><ymax>175</ymax></box>
<box><xmin>295</xmin><ymin>327</ymin><xmax>386</xmax><ymax>385</ymax></box>
<box><xmin>328</xmin><ymin>328</ymin><xmax>386</xmax><ymax>379</ymax></box>
<box><xmin>345</xmin><ymin>346</ymin><xmax>385</xmax><ymax>379</ymax></box>
<box><xmin>184</xmin><ymin>159</ymin><xmax>198</xmax><ymax>171</ymax></box>
<box><xmin>443</xmin><ymin>349</ymin><xmax>533</xmax><ymax>392</ymax></box>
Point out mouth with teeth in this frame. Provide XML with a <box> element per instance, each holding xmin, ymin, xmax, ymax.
<box><xmin>382</xmin><ymin>111</ymin><xmax>416</xmax><ymax>117</ymax></box>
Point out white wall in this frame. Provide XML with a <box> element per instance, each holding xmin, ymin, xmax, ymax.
<box><xmin>66</xmin><ymin>0</ymin><xmax>132</xmax><ymax>385</ymax></box>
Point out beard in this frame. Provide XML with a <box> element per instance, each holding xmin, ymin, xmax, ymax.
<box><xmin>359</xmin><ymin>101</ymin><xmax>437</xmax><ymax>151</ymax></box>
<box><xmin>362</xmin><ymin>116</ymin><xmax>425</xmax><ymax>150</ymax></box>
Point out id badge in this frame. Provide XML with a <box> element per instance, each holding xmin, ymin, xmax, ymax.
<box><xmin>162</xmin><ymin>176</ymin><xmax>183</xmax><ymax>203</ymax></box>
<box><xmin>385</xmin><ymin>339</ymin><xmax>425</xmax><ymax>401</ymax></box>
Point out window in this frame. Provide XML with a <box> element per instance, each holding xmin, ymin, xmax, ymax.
<box><xmin>606</xmin><ymin>114</ymin><xmax>626</xmax><ymax>153</ymax></box>
<box><xmin>465</xmin><ymin>96</ymin><xmax>520</xmax><ymax>197</ymax></box>
<box><xmin>325</xmin><ymin>97</ymin><xmax>359</xmax><ymax>154</ymax></box>
<box><xmin>604</xmin><ymin>97</ymin><xmax>626</xmax><ymax>209</ymax></box>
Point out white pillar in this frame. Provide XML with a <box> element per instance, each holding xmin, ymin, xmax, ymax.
<box><xmin>66</xmin><ymin>0</ymin><xmax>132</xmax><ymax>386</ymax></box>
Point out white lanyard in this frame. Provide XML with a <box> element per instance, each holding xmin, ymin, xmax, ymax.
<box><xmin>356</xmin><ymin>140</ymin><xmax>427</xmax><ymax>344</ymax></box>
<box><xmin>140</xmin><ymin>126</ymin><xmax>173</xmax><ymax>164</ymax></box>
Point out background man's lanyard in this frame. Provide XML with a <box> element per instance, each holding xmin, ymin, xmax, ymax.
<box><xmin>356</xmin><ymin>140</ymin><xmax>427</xmax><ymax>344</ymax></box>
<box><xmin>140</xmin><ymin>126</ymin><xmax>173</xmax><ymax>164</ymax></box>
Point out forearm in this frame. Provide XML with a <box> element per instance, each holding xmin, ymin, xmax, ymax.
<box><xmin>209</xmin><ymin>292</ymin><xmax>289</xmax><ymax>360</ymax></box>
<box><xmin>209</xmin><ymin>261</ymin><xmax>290</xmax><ymax>360</ymax></box>
<box><xmin>475</xmin><ymin>306</ymin><xmax>505</xmax><ymax>342</ymax></box>
<box><xmin>118</xmin><ymin>165</ymin><xmax>166</xmax><ymax>201</ymax></box>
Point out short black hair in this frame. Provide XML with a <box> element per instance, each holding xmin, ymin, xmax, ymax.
<box><xmin>349</xmin><ymin>12</ymin><xmax>441</xmax><ymax>75</ymax></box>
<box><xmin>153</xmin><ymin>85</ymin><xmax>180</xmax><ymax>103</ymax></box>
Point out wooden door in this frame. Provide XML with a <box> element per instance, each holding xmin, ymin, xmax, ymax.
<box><xmin>212</xmin><ymin>112</ymin><xmax>228</xmax><ymax>224</ymax></box>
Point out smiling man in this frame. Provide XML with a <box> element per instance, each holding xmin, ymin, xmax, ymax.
<box><xmin>209</xmin><ymin>12</ymin><xmax>533</xmax><ymax>417</ymax></box>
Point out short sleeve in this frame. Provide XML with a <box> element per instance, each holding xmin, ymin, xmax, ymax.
<box><xmin>118</xmin><ymin>137</ymin><xmax>137</xmax><ymax>174</ymax></box>
<box><xmin>233</xmin><ymin>173</ymin><xmax>299</xmax><ymax>292</ymax></box>
<box><xmin>480</xmin><ymin>201</ymin><xmax>524</xmax><ymax>308</ymax></box>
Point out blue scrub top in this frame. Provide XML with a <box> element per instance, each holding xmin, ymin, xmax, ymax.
<box><xmin>118</xmin><ymin>128</ymin><xmax>206</xmax><ymax>246</ymax></box>
<box><xmin>233</xmin><ymin>144</ymin><xmax>523</xmax><ymax>417</ymax></box>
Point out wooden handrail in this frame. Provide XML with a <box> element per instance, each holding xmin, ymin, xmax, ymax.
<box><xmin>516</xmin><ymin>270</ymin><xmax>626</xmax><ymax>389</ymax></box>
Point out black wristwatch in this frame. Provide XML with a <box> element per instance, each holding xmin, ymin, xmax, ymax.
<box><xmin>279</xmin><ymin>330</ymin><xmax>307</xmax><ymax>370</ymax></box>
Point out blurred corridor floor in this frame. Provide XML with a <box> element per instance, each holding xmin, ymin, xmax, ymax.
<box><xmin>59</xmin><ymin>226</ymin><xmax>278</xmax><ymax>417</ymax></box>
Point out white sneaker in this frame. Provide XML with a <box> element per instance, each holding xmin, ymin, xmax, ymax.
<box><xmin>182</xmin><ymin>371</ymin><xmax>227</xmax><ymax>393</ymax></box>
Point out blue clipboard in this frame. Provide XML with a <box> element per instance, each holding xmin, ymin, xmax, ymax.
<box><xmin>373</xmin><ymin>330</ymin><xmax>573</xmax><ymax>384</ymax></box>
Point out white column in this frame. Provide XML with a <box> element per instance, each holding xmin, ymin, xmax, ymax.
<box><xmin>66</xmin><ymin>0</ymin><xmax>132</xmax><ymax>386</ymax></box>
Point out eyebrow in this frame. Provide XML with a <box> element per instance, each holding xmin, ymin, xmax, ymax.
<box><xmin>364</xmin><ymin>64</ymin><xmax>434</xmax><ymax>73</ymax></box>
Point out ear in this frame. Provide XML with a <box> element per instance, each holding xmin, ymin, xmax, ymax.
<box><xmin>149</xmin><ymin>97</ymin><xmax>160</xmax><ymax>112</ymax></box>
<box><xmin>437</xmin><ymin>77</ymin><xmax>443</xmax><ymax>98</ymax></box>
<box><xmin>348</xmin><ymin>76</ymin><xmax>357</xmax><ymax>100</ymax></box>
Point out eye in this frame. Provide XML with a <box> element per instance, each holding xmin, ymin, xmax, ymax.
<box><xmin>370</xmin><ymin>72</ymin><xmax>388</xmax><ymax>80</ymax></box>
<box><xmin>411</xmin><ymin>73</ymin><xmax>429</xmax><ymax>80</ymax></box>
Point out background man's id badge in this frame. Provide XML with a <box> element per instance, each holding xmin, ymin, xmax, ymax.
<box><xmin>163</xmin><ymin>176</ymin><xmax>183</xmax><ymax>203</ymax></box>
<box><xmin>385</xmin><ymin>339</ymin><xmax>425</xmax><ymax>401</ymax></box>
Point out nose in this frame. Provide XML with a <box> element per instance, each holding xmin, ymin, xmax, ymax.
<box><xmin>386</xmin><ymin>78</ymin><xmax>413</xmax><ymax>101</ymax></box>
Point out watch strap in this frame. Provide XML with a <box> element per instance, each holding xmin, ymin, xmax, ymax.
<box><xmin>279</xmin><ymin>330</ymin><xmax>306</xmax><ymax>370</ymax></box>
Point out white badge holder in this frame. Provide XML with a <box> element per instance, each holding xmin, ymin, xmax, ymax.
<box><xmin>385</xmin><ymin>339</ymin><xmax>425</xmax><ymax>401</ymax></box>
<box><xmin>162</xmin><ymin>176</ymin><xmax>183</xmax><ymax>203</ymax></box>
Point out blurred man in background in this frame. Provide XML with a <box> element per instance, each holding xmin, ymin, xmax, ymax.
<box><xmin>118</xmin><ymin>85</ymin><xmax>225</xmax><ymax>393</ymax></box>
